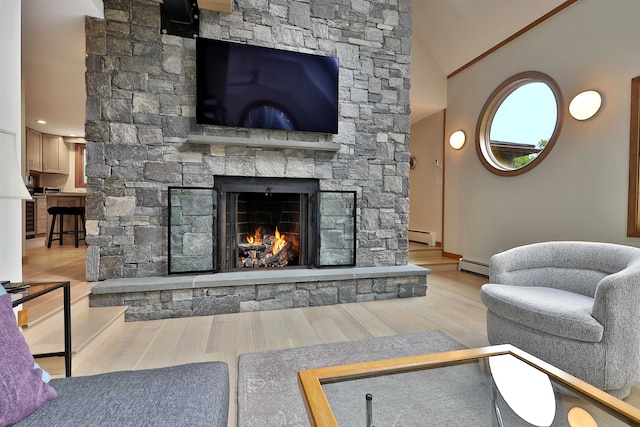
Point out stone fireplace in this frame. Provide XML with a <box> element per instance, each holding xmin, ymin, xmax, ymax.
<box><xmin>85</xmin><ymin>0</ymin><xmax>428</xmax><ymax>320</ymax></box>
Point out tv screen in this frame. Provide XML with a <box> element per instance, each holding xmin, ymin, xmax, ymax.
<box><xmin>196</xmin><ymin>38</ymin><xmax>339</xmax><ymax>134</ymax></box>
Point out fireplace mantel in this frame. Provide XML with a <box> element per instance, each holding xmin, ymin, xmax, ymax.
<box><xmin>187</xmin><ymin>135</ymin><xmax>341</xmax><ymax>152</ymax></box>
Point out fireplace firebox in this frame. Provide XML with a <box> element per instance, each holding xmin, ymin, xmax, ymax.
<box><xmin>168</xmin><ymin>177</ymin><xmax>356</xmax><ymax>275</ymax></box>
<box><xmin>217</xmin><ymin>177</ymin><xmax>317</xmax><ymax>271</ymax></box>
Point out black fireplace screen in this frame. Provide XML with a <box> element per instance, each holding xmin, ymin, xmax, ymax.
<box><xmin>168</xmin><ymin>179</ymin><xmax>356</xmax><ymax>275</ymax></box>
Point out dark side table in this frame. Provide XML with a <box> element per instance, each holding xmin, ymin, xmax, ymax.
<box><xmin>11</xmin><ymin>281</ymin><xmax>71</xmax><ymax>377</ymax></box>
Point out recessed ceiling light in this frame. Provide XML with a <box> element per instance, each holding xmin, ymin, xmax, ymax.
<box><xmin>69</xmin><ymin>134</ymin><xmax>76</xmax><ymax>137</ymax></box>
<box><xmin>36</xmin><ymin>120</ymin><xmax>46</xmax><ymax>124</ymax></box>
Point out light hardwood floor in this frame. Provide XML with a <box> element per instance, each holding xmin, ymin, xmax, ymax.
<box><xmin>21</xmin><ymin>240</ymin><xmax>640</xmax><ymax>425</ymax></box>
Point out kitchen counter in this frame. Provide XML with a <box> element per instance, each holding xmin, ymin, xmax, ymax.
<box><xmin>43</xmin><ymin>192</ymin><xmax>87</xmax><ymax>197</ymax></box>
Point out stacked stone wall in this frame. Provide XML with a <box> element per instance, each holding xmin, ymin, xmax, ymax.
<box><xmin>91</xmin><ymin>274</ymin><xmax>427</xmax><ymax>321</ymax></box>
<box><xmin>85</xmin><ymin>0</ymin><xmax>412</xmax><ymax>280</ymax></box>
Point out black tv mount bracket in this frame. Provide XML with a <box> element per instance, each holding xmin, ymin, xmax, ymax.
<box><xmin>160</xmin><ymin>0</ymin><xmax>200</xmax><ymax>39</ymax></box>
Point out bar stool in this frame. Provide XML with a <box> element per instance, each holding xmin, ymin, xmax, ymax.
<box><xmin>47</xmin><ymin>206</ymin><xmax>86</xmax><ymax>248</ymax></box>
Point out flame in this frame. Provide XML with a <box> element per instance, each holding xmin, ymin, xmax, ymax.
<box><xmin>272</xmin><ymin>227</ymin><xmax>286</xmax><ymax>255</ymax></box>
<box><xmin>246</xmin><ymin>228</ymin><xmax>262</xmax><ymax>244</ymax></box>
<box><xmin>245</xmin><ymin>227</ymin><xmax>287</xmax><ymax>255</ymax></box>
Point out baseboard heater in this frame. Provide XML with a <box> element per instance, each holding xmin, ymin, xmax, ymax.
<box><xmin>458</xmin><ymin>258</ymin><xmax>489</xmax><ymax>277</ymax></box>
<box><xmin>408</xmin><ymin>229</ymin><xmax>436</xmax><ymax>246</ymax></box>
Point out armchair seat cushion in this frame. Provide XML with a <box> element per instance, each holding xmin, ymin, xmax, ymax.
<box><xmin>481</xmin><ymin>284</ymin><xmax>604</xmax><ymax>343</ymax></box>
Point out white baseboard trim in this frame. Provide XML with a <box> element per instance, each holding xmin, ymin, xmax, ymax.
<box><xmin>408</xmin><ymin>229</ymin><xmax>436</xmax><ymax>246</ymax></box>
<box><xmin>458</xmin><ymin>258</ymin><xmax>489</xmax><ymax>277</ymax></box>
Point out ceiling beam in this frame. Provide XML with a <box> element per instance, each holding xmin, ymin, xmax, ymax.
<box><xmin>447</xmin><ymin>0</ymin><xmax>580</xmax><ymax>79</ymax></box>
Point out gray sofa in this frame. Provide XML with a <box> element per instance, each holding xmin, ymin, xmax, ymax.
<box><xmin>16</xmin><ymin>362</ymin><xmax>229</xmax><ymax>426</ymax></box>
<box><xmin>481</xmin><ymin>241</ymin><xmax>640</xmax><ymax>399</ymax></box>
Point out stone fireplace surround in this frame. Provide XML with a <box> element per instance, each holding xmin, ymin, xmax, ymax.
<box><xmin>86</xmin><ymin>0</ymin><xmax>426</xmax><ymax>320</ymax></box>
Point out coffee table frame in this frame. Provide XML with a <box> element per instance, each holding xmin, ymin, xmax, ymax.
<box><xmin>298</xmin><ymin>344</ymin><xmax>640</xmax><ymax>426</ymax></box>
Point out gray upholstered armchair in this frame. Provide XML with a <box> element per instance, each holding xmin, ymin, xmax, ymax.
<box><xmin>481</xmin><ymin>241</ymin><xmax>640</xmax><ymax>398</ymax></box>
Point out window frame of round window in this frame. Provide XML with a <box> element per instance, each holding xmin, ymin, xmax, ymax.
<box><xmin>475</xmin><ymin>71</ymin><xmax>564</xmax><ymax>177</ymax></box>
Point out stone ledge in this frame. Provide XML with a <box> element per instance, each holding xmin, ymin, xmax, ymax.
<box><xmin>92</xmin><ymin>265</ymin><xmax>430</xmax><ymax>294</ymax></box>
<box><xmin>187</xmin><ymin>134</ymin><xmax>341</xmax><ymax>152</ymax></box>
<box><xmin>89</xmin><ymin>265</ymin><xmax>430</xmax><ymax>321</ymax></box>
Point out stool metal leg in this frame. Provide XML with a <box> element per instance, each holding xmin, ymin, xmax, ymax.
<box><xmin>74</xmin><ymin>213</ymin><xmax>79</xmax><ymax>248</ymax></box>
<box><xmin>81</xmin><ymin>214</ymin><xmax>87</xmax><ymax>245</ymax></box>
<box><xmin>47</xmin><ymin>213</ymin><xmax>57</xmax><ymax>248</ymax></box>
<box><xmin>58</xmin><ymin>213</ymin><xmax>64</xmax><ymax>245</ymax></box>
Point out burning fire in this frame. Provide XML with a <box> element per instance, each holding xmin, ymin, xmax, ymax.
<box><xmin>246</xmin><ymin>228</ymin><xmax>261</xmax><ymax>245</ymax></box>
<box><xmin>246</xmin><ymin>227</ymin><xmax>287</xmax><ymax>255</ymax></box>
<box><xmin>272</xmin><ymin>228</ymin><xmax>286</xmax><ymax>255</ymax></box>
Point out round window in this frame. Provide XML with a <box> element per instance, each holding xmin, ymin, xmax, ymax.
<box><xmin>476</xmin><ymin>71</ymin><xmax>563</xmax><ymax>176</ymax></box>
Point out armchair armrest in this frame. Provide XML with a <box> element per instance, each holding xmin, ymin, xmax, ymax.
<box><xmin>592</xmin><ymin>265</ymin><xmax>640</xmax><ymax>329</ymax></box>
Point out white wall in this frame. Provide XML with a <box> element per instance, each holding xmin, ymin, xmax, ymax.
<box><xmin>410</xmin><ymin>38</ymin><xmax>447</xmax><ymax>123</ymax></box>
<box><xmin>409</xmin><ymin>110</ymin><xmax>444</xmax><ymax>241</ymax></box>
<box><xmin>445</xmin><ymin>0</ymin><xmax>640</xmax><ymax>264</ymax></box>
<box><xmin>0</xmin><ymin>0</ymin><xmax>26</xmax><ymax>281</ymax></box>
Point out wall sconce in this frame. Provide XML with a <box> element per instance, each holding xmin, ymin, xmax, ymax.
<box><xmin>569</xmin><ymin>90</ymin><xmax>602</xmax><ymax>121</ymax></box>
<box><xmin>449</xmin><ymin>130</ymin><xmax>466</xmax><ymax>150</ymax></box>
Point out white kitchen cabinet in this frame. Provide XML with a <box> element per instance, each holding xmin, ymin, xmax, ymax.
<box><xmin>26</xmin><ymin>128</ymin><xmax>69</xmax><ymax>174</ymax></box>
<box><xmin>42</xmin><ymin>134</ymin><xmax>69</xmax><ymax>174</ymax></box>
<box><xmin>26</xmin><ymin>128</ymin><xmax>42</xmax><ymax>172</ymax></box>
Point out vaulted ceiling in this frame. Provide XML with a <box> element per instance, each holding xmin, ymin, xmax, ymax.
<box><xmin>21</xmin><ymin>0</ymin><xmax>569</xmax><ymax>137</ymax></box>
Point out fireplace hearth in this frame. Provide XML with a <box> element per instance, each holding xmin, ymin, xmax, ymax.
<box><xmin>168</xmin><ymin>177</ymin><xmax>356</xmax><ymax>275</ymax></box>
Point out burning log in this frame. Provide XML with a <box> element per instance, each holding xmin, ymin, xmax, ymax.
<box><xmin>237</xmin><ymin>243</ymin><xmax>267</xmax><ymax>252</ymax></box>
<box><xmin>238</xmin><ymin>234</ymin><xmax>295</xmax><ymax>268</ymax></box>
<box><xmin>263</xmin><ymin>241</ymin><xmax>293</xmax><ymax>266</ymax></box>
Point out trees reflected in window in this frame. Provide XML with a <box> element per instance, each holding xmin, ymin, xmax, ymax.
<box><xmin>476</xmin><ymin>72</ymin><xmax>563</xmax><ymax>176</ymax></box>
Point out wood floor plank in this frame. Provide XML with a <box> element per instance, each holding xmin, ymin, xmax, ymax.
<box><xmin>237</xmin><ymin>311</ymin><xmax>266</xmax><ymax>354</ymax></box>
<box><xmin>280</xmin><ymin>309</ymin><xmax>322</xmax><ymax>347</ymax></box>
<box><xmin>258</xmin><ymin>310</ymin><xmax>294</xmax><ymax>350</ymax></box>
<box><xmin>425</xmin><ymin>288</ymin><xmax>487</xmax><ymax>335</ymax></box>
<box><xmin>135</xmin><ymin>317</ymin><xmax>192</xmax><ymax>369</ymax></box>
<box><xmin>356</xmin><ymin>299</ymin><xmax>422</xmax><ymax>335</ymax></box>
<box><xmin>305</xmin><ymin>305</ymin><xmax>370</xmax><ymax>341</ymax></box>
<box><xmin>309</xmin><ymin>318</ymin><xmax>349</xmax><ymax>343</ymax></box>
<box><xmin>73</xmin><ymin>319</ymin><xmax>163</xmax><ymax>375</ymax></box>
<box><xmin>172</xmin><ymin>316</ymin><xmax>212</xmax><ymax>364</ymax></box>
<box><xmin>367</xmin><ymin>299</ymin><xmax>439</xmax><ymax>333</ymax></box>
<box><xmin>400</xmin><ymin>296</ymin><xmax>489</xmax><ymax>348</ymax></box>
<box><xmin>337</xmin><ymin>302</ymin><xmax>397</xmax><ymax>337</ymax></box>
<box><xmin>206</xmin><ymin>313</ymin><xmax>238</xmax><ymax>355</ymax></box>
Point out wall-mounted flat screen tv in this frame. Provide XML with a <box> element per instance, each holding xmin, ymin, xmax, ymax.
<box><xmin>196</xmin><ymin>38</ymin><xmax>339</xmax><ymax>134</ymax></box>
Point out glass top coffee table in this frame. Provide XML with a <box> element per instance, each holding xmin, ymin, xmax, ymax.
<box><xmin>298</xmin><ymin>344</ymin><xmax>640</xmax><ymax>426</ymax></box>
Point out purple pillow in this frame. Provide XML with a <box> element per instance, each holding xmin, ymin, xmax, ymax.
<box><xmin>0</xmin><ymin>294</ymin><xmax>57</xmax><ymax>425</ymax></box>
